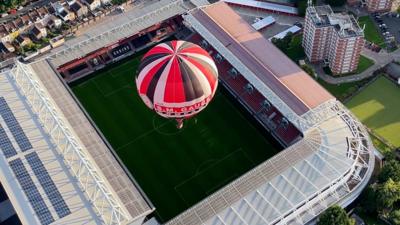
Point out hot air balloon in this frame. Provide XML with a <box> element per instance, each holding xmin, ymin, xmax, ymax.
<box><xmin>135</xmin><ymin>40</ymin><xmax>218</xmax><ymax>129</ymax></box>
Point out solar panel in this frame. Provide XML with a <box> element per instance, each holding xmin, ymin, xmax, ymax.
<box><xmin>0</xmin><ymin>124</ymin><xmax>17</xmax><ymax>158</ymax></box>
<box><xmin>26</xmin><ymin>152</ymin><xmax>71</xmax><ymax>219</ymax></box>
<box><xmin>0</xmin><ymin>97</ymin><xmax>32</xmax><ymax>152</ymax></box>
<box><xmin>9</xmin><ymin>159</ymin><xmax>55</xmax><ymax>225</ymax></box>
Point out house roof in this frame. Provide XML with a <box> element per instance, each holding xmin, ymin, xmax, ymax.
<box><xmin>36</xmin><ymin>7</ymin><xmax>49</xmax><ymax>17</ymax></box>
<box><xmin>4</xmin><ymin>22</ymin><xmax>16</xmax><ymax>32</ymax></box>
<box><xmin>70</xmin><ymin>2</ymin><xmax>82</xmax><ymax>12</ymax></box>
<box><xmin>0</xmin><ymin>25</ymin><xmax>8</xmax><ymax>38</ymax></box>
<box><xmin>13</xmin><ymin>18</ymin><xmax>24</xmax><ymax>29</ymax></box>
<box><xmin>84</xmin><ymin>0</ymin><xmax>96</xmax><ymax>4</ymax></box>
<box><xmin>21</xmin><ymin>15</ymin><xmax>31</xmax><ymax>25</ymax></box>
<box><xmin>60</xmin><ymin>9</ymin><xmax>68</xmax><ymax>17</ymax></box>
<box><xmin>31</xmin><ymin>25</ymin><xmax>43</xmax><ymax>36</ymax></box>
<box><xmin>15</xmin><ymin>35</ymin><xmax>30</xmax><ymax>43</ymax></box>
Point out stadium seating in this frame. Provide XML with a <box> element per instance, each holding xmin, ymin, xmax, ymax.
<box><xmin>187</xmin><ymin>34</ymin><xmax>302</xmax><ymax>146</ymax></box>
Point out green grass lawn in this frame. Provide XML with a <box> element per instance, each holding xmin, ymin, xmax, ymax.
<box><xmin>355</xmin><ymin>55</ymin><xmax>375</xmax><ymax>74</ymax></box>
<box><xmin>71</xmin><ymin>56</ymin><xmax>279</xmax><ymax>222</ymax></box>
<box><xmin>358</xmin><ymin>16</ymin><xmax>386</xmax><ymax>49</ymax></box>
<box><xmin>346</xmin><ymin>76</ymin><xmax>400</xmax><ymax>148</ymax></box>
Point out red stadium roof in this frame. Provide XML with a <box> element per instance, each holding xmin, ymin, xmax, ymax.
<box><xmin>191</xmin><ymin>2</ymin><xmax>334</xmax><ymax>115</ymax></box>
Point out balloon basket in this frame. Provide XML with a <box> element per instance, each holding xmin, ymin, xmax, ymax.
<box><xmin>176</xmin><ymin>118</ymin><xmax>184</xmax><ymax>129</ymax></box>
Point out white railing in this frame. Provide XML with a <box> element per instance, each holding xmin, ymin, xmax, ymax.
<box><xmin>9</xmin><ymin>61</ymin><xmax>130</xmax><ymax>225</ymax></box>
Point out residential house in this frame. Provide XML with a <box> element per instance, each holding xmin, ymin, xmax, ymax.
<box><xmin>13</xmin><ymin>18</ymin><xmax>25</xmax><ymax>31</ymax></box>
<box><xmin>3</xmin><ymin>42</ymin><xmax>15</xmax><ymax>53</ymax></box>
<box><xmin>69</xmin><ymin>1</ymin><xmax>88</xmax><ymax>18</ymax></box>
<box><xmin>21</xmin><ymin>15</ymin><xmax>32</xmax><ymax>27</ymax></box>
<box><xmin>52</xmin><ymin>2</ymin><xmax>76</xmax><ymax>21</ymax></box>
<box><xmin>46</xmin><ymin>15</ymin><xmax>62</xmax><ymax>29</ymax></box>
<box><xmin>36</xmin><ymin>7</ymin><xmax>49</xmax><ymax>18</ymax></box>
<box><xmin>15</xmin><ymin>35</ymin><xmax>32</xmax><ymax>47</ymax></box>
<box><xmin>0</xmin><ymin>25</ymin><xmax>11</xmax><ymax>43</ymax></box>
<box><xmin>0</xmin><ymin>42</ymin><xmax>15</xmax><ymax>61</ymax></box>
<box><xmin>4</xmin><ymin>22</ymin><xmax>17</xmax><ymax>34</ymax></box>
<box><xmin>82</xmin><ymin>0</ymin><xmax>101</xmax><ymax>11</ymax></box>
<box><xmin>4</xmin><ymin>22</ymin><xmax>18</xmax><ymax>42</ymax></box>
<box><xmin>31</xmin><ymin>23</ymin><xmax>47</xmax><ymax>41</ymax></box>
<box><xmin>28</xmin><ymin>10</ymin><xmax>41</xmax><ymax>23</ymax></box>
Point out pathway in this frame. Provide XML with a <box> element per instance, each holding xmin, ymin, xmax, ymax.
<box><xmin>315</xmin><ymin>47</ymin><xmax>400</xmax><ymax>84</ymax></box>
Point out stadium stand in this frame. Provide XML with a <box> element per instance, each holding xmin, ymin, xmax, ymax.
<box><xmin>0</xmin><ymin>59</ymin><xmax>154</xmax><ymax>225</ymax></box>
<box><xmin>163</xmin><ymin>2</ymin><xmax>375</xmax><ymax>224</ymax></box>
<box><xmin>58</xmin><ymin>18</ymin><xmax>183</xmax><ymax>82</ymax></box>
<box><xmin>188</xmin><ymin>33</ymin><xmax>302</xmax><ymax>146</ymax></box>
<box><xmin>0</xmin><ymin>0</ymin><xmax>375</xmax><ymax>224</ymax></box>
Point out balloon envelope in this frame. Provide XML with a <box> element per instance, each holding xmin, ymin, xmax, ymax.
<box><xmin>136</xmin><ymin>40</ymin><xmax>218</xmax><ymax>119</ymax></box>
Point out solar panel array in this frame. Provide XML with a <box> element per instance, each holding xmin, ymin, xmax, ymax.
<box><xmin>0</xmin><ymin>124</ymin><xmax>17</xmax><ymax>158</ymax></box>
<box><xmin>26</xmin><ymin>152</ymin><xmax>71</xmax><ymax>218</ymax></box>
<box><xmin>0</xmin><ymin>97</ymin><xmax>71</xmax><ymax>224</ymax></box>
<box><xmin>0</xmin><ymin>97</ymin><xmax>32</xmax><ymax>151</ymax></box>
<box><xmin>9</xmin><ymin>159</ymin><xmax>55</xmax><ymax>225</ymax></box>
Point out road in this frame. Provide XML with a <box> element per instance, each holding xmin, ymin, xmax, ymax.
<box><xmin>0</xmin><ymin>0</ymin><xmax>59</xmax><ymax>23</ymax></box>
<box><xmin>315</xmin><ymin>47</ymin><xmax>400</xmax><ymax>84</ymax></box>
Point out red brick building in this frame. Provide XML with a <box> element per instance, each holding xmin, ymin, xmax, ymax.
<box><xmin>367</xmin><ymin>0</ymin><xmax>393</xmax><ymax>12</ymax></box>
<box><xmin>302</xmin><ymin>5</ymin><xmax>364</xmax><ymax>75</ymax></box>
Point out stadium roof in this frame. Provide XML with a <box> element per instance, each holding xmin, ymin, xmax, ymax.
<box><xmin>168</xmin><ymin>2</ymin><xmax>375</xmax><ymax>224</ymax></box>
<box><xmin>167</xmin><ymin>111</ymin><xmax>373</xmax><ymax>225</ymax></box>
<box><xmin>41</xmin><ymin>0</ymin><xmax>191</xmax><ymax>67</ymax></box>
<box><xmin>1</xmin><ymin>60</ymin><xmax>153</xmax><ymax>225</ymax></box>
<box><xmin>187</xmin><ymin>2</ymin><xmax>334</xmax><ymax>117</ymax></box>
<box><xmin>0</xmin><ymin>68</ymin><xmax>100</xmax><ymax>225</ymax></box>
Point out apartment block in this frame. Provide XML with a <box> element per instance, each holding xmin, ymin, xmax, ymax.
<box><xmin>303</xmin><ymin>5</ymin><xmax>364</xmax><ymax>75</ymax></box>
<box><xmin>367</xmin><ymin>0</ymin><xmax>393</xmax><ymax>12</ymax></box>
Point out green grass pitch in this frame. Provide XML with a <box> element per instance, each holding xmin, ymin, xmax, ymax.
<box><xmin>71</xmin><ymin>55</ymin><xmax>279</xmax><ymax>222</ymax></box>
<box><xmin>346</xmin><ymin>76</ymin><xmax>400</xmax><ymax>148</ymax></box>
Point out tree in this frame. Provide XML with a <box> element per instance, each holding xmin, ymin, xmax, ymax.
<box><xmin>376</xmin><ymin>179</ymin><xmax>400</xmax><ymax>215</ymax></box>
<box><xmin>271</xmin><ymin>32</ymin><xmax>294</xmax><ymax>51</ymax></box>
<box><xmin>317</xmin><ymin>205</ymin><xmax>355</xmax><ymax>225</ymax></box>
<box><xmin>324</xmin><ymin>0</ymin><xmax>346</xmax><ymax>7</ymax></box>
<box><xmin>390</xmin><ymin>210</ymin><xmax>400</xmax><ymax>225</ymax></box>
<box><xmin>359</xmin><ymin>185</ymin><xmax>377</xmax><ymax>214</ymax></box>
<box><xmin>379</xmin><ymin>160</ymin><xmax>400</xmax><ymax>183</ymax></box>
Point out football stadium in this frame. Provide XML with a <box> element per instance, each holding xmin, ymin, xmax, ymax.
<box><xmin>0</xmin><ymin>0</ymin><xmax>375</xmax><ymax>225</ymax></box>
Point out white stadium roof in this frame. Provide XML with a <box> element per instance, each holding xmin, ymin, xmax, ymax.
<box><xmin>0</xmin><ymin>70</ymin><xmax>101</xmax><ymax>225</ymax></box>
<box><xmin>42</xmin><ymin>0</ymin><xmax>191</xmax><ymax>67</ymax></box>
<box><xmin>0</xmin><ymin>60</ymin><xmax>153</xmax><ymax>225</ymax></box>
<box><xmin>0</xmin><ymin>1</ymin><xmax>375</xmax><ymax>225</ymax></box>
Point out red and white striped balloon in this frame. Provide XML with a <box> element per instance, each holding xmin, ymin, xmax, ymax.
<box><xmin>136</xmin><ymin>40</ymin><xmax>218</xmax><ymax>120</ymax></box>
